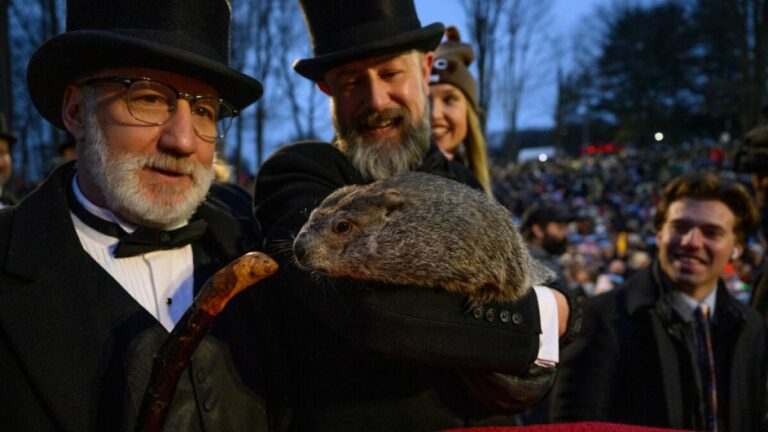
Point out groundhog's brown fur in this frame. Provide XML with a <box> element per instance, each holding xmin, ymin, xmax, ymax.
<box><xmin>292</xmin><ymin>172</ymin><xmax>554</xmax><ymax>305</ymax></box>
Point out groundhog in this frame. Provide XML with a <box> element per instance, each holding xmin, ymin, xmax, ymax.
<box><xmin>292</xmin><ymin>172</ymin><xmax>555</xmax><ymax>305</ymax></box>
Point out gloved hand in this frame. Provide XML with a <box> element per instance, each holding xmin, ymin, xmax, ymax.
<box><xmin>457</xmin><ymin>364</ymin><xmax>558</xmax><ymax>414</ymax></box>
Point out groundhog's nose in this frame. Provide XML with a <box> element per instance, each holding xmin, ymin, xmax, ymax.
<box><xmin>293</xmin><ymin>235</ymin><xmax>307</xmax><ymax>263</ymax></box>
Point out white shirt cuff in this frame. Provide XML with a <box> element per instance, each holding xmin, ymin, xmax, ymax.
<box><xmin>533</xmin><ymin>285</ymin><xmax>559</xmax><ymax>367</ymax></box>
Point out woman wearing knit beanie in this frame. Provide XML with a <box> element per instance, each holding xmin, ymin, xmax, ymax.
<box><xmin>429</xmin><ymin>26</ymin><xmax>492</xmax><ymax>196</ymax></box>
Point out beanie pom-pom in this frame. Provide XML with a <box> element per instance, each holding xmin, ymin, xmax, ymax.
<box><xmin>446</xmin><ymin>26</ymin><xmax>461</xmax><ymax>42</ymax></box>
<box><xmin>436</xmin><ymin>25</ymin><xmax>474</xmax><ymax>67</ymax></box>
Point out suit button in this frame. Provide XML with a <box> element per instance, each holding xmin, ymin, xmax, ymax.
<box><xmin>512</xmin><ymin>313</ymin><xmax>523</xmax><ymax>325</ymax></box>
<box><xmin>204</xmin><ymin>393</ymin><xmax>218</xmax><ymax>411</ymax></box>
<box><xmin>485</xmin><ymin>308</ymin><xmax>496</xmax><ymax>322</ymax></box>
<box><xmin>196</xmin><ymin>367</ymin><xmax>207</xmax><ymax>384</ymax></box>
<box><xmin>472</xmin><ymin>306</ymin><xmax>484</xmax><ymax>319</ymax></box>
<box><xmin>500</xmin><ymin>310</ymin><xmax>511</xmax><ymax>323</ymax></box>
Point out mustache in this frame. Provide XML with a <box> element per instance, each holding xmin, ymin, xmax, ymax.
<box><xmin>143</xmin><ymin>152</ymin><xmax>199</xmax><ymax>176</ymax></box>
<box><xmin>351</xmin><ymin>107</ymin><xmax>408</xmax><ymax>132</ymax></box>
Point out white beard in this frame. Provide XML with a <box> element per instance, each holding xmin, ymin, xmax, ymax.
<box><xmin>80</xmin><ymin>112</ymin><xmax>214</xmax><ymax>229</ymax></box>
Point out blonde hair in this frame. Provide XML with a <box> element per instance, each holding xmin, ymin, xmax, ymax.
<box><xmin>464</xmin><ymin>105</ymin><xmax>492</xmax><ymax>197</ymax></box>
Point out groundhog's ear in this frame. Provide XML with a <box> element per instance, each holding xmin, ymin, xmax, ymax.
<box><xmin>382</xmin><ymin>189</ymin><xmax>405</xmax><ymax>213</ymax></box>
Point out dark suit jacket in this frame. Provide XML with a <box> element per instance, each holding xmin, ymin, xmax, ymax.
<box><xmin>252</xmin><ymin>141</ymin><xmax>544</xmax><ymax>431</ymax></box>
<box><xmin>550</xmin><ymin>262</ymin><xmax>766</xmax><ymax>431</ymax></box>
<box><xmin>0</xmin><ymin>162</ymin><xmax>268</xmax><ymax>431</ymax></box>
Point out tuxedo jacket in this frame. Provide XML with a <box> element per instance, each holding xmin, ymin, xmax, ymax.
<box><xmin>252</xmin><ymin>141</ymin><xmax>544</xmax><ymax>431</ymax></box>
<box><xmin>0</xmin><ymin>162</ymin><xmax>268</xmax><ymax>431</ymax></box>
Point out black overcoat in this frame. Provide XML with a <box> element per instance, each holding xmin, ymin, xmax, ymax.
<box><xmin>252</xmin><ymin>141</ymin><xmax>544</xmax><ymax>431</ymax></box>
<box><xmin>550</xmin><ymin>262</ymin><xmax>766</xmax><ymax>431</ymax></box>
<box><xmin>0</xmin><ymin>162</ymin><xmax>269</xmax><ymax>431</ymax></box>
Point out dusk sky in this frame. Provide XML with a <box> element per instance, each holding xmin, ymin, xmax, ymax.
<box><xmin>415</xmin><ymin>0</ymin><xmax>607</xmax><ymax>131</ymax></box>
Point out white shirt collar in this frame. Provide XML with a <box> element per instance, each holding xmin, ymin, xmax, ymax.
<box><xmin>71</xmin><ymin>174</ymin><xmax>138</xmax><ymax>234</ymax></box>
<box><xmin>673</xmin><ymin>284</ymin><xmax>717</xmax><ymax>321</ymax></box>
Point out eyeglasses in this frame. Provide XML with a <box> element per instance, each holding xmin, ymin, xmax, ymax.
<box><xmin>78</xmin><ymin>76</ymin><xmax>237</xmax><ymax>141</ymax></box>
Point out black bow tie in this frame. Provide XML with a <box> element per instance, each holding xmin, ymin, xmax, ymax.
<box><xmin>112</xmin><ymin>220</ymin><xmax>208</xmax><ymax>258</ymax></box>
<box><xmin>68</xmin><ymin>185</ymin><xmax>208</xmax><ymax>258</ymax></box>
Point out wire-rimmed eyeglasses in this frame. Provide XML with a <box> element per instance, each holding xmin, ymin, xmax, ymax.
<box><xmin>78</xmin><ymin>76</ymin><xmax>237</xmax><ymax>142</ymax></box>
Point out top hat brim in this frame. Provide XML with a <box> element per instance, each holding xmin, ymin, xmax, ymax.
<box><xmin>293</xmin><ymin>23</ymin><xmax>444</xmax><ymax>82</ymax></box>
<box><xmin>27</xmin><ymin>30</ymin><xmax>263</xmax><ymax>130</ymax></box>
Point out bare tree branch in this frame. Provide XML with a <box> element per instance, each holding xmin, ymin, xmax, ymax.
<box><xmin>459</xmin><ymin>0</ymin><xmax>506</xmax><ymax>131</ymax></box>
<box><xmin>499</xmin><ymin>0</ymin><xmax>554</xmax><ymax>159</ymax></box>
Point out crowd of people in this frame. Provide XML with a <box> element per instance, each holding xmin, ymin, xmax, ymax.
<box><xmin>493</xmin><ymin>143</ymin><xmax>762</xmax><ymax>304</ymax></box>
<box><xmin>0</xmin><ymin>0</ymin><xmax>765</xmax><ymax>431</ymax></box>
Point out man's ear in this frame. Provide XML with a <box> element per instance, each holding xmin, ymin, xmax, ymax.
<box><xmin>420</xmin><ymin>51</ymin><xmax>435</xmax><ymax>89</ymax></box>
<box><xmin>532</xmin><ymin>224</ymin><xmax>545</xmax><ymax>240</ymax></box>
<box><xmin>317</xmin><ymin>81</ymin><xmax>332</xmax><ymax>96</ymax></box>
<box><xmin>61</xmin><ymin>86</ymin><xmax>86</xmax><ymax>141</ymax></box>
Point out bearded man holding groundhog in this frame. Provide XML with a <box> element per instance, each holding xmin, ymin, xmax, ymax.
<box><xmin>252</xmin><ymin>0</ymin><xmax>581</xmax><ymax>429</ymax></box>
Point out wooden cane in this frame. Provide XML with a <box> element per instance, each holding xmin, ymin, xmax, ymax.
<box><xmin>136</xmin><ymin>251</ymin><xmax>278</xmax><ymax>432</ymax></box>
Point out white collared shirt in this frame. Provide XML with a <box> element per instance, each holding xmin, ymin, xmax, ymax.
<box><xmin>69</xmin><ymin>177</ymin><xmax>194</xmax><ymax>331</ymax></box>
<box><xmin>672</xmin><ymin>284</ymin><xmax>718</xmax><ymax>322</ymax></box>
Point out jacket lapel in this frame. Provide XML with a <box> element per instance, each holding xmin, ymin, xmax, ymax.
<box><xmin>624</xmin><ymin>264</ymin><xmax>685</xmax><ymax>427</ymax></box>
<box><xmin>192</xmin><ymin>199</ymin><xmax>243</xmax><ymax>292</ymax></box>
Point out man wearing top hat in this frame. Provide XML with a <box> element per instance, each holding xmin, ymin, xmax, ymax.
<box><xmin>0</xmin><ymin>0</ymin><xmax>269</xmax><ymax>430</ymax></box>
<box><xmin>0</xmin><ymin>111</ymin><xmax>18</xmax><ymax>207</ymax></box>
<box><xmin>253</xmin><ymin>0</ymin><xmax>579</xmax><ymax>429</ymax></box>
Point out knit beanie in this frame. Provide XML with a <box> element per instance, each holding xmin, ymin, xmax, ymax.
<box><xmin>429</xmin><ymin>26</ymin><xmax>478</xmax><ymax>111</ymax></box>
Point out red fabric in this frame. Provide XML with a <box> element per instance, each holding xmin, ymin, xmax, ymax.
<box><xmin>444</xmin><ymin>422</ymin><xmax>693</xmax><ymax>432</ymax></box>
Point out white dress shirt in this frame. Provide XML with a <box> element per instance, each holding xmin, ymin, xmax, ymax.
<box><xmin>70</xmin><ymin>177</ymin><xmax>194</xmax><ymax>331</ymax></box>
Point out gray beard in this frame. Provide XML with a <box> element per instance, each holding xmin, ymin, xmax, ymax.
<box><xmin>80</xmin><ymin>112</ymin><xmax>214</xmax><ymax>229</ymax></box>
<box><xmin>333</xmin><ymin>103</ymin><xmax>431</xmax><ymax>182</ymax></box>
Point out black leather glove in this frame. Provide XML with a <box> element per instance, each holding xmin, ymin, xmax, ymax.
<box><xmin>457</xmin><ymin>363</ymin><xmax>557</xmax><ymax>414</ymax></box>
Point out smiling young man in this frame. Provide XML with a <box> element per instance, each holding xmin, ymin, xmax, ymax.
<box><xmin>550</xmin><ymin>172</ymin><xmax>766</xmax><ymax>431</ymax></box>
<box><xmin>252</xmin><ymin>0</ymin><xmax>578</xmax><ymax>430</ymax></box>
<box><xmin>0</xmin><ymin>0</ymin><xmax>269</xmax><ymax>430</ymax></box>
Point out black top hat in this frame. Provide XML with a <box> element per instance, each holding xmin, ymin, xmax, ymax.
<box><xmin>27</xmin><ymin>0</ymin><xmax>263</xmax><ymax>129</ymax></box>
<box><xmin>294</xmin><ymin>0</ymin><xmax>445</xmax><ymax>82</ymax></box>
<box><xmin>0</xmin><ymin>111</ymin><xmax>17</xmax><ymax>148</ymax></box>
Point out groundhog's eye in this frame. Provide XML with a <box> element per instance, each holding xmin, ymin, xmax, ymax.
<box><xmin>334</xmin><ymin>220</ymin><xmax>351</xmax><ymax>234</ymax></box>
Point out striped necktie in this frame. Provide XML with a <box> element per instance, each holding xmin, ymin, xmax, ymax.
<box><xmin>694</xmin><ymin>304</ymin><xmax>718</xmax><ymax>432</ymax></box>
